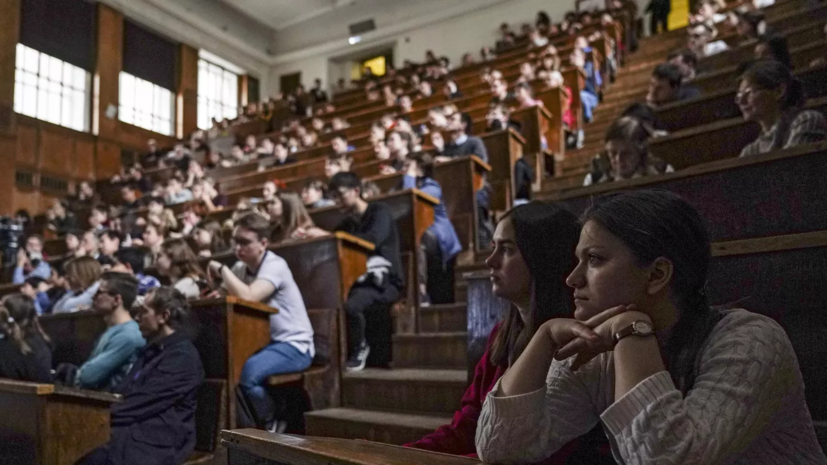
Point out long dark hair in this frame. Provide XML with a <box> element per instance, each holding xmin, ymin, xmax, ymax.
<box><xmin>738</xmin><ymin>59</ymin><xmax>805</xmax><ymax>111</ymax></box>
<box><xmin>582</xmin><ymin>189</ymin><xmax>723</xmax><ymax>394</ymax></box>
<box><xmin>490</xmin><ymin>202</ymin><xmax>580</xmax><ymax>366</ymax></box>
<box><xmin>0</xmin><ymin>294</ymin><xmax>51</xmax><ymax>355</ymax></box>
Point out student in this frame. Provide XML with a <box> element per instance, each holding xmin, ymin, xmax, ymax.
<box><xmin>0</xmin><ymin>294</ymin><xmax>52</xmax><ymax>383</ymax></box>
<box><xmin>193</xmin><ymin>221</ymin><xmax>228</xmax><ymax>258</ymax></box>
<box><xmin>439</xmin><ymin>112</ymin><xmax>488</xmax><ymax>163</ymax></box>
<box><xmin>737</xmin><ymin>60</ymin><xmax>827</xmax><ymax>157</ymax></box>
<box><xmin>386</xmin><ymin>130</ymin><xmax>412</xmax><ymax>172</ymax></box>
<box><xmin>100</xmin><ymin>230</ymin><xmax>123</xmax><ymax>259</ymax></box>
<box><xmin>68</xmin><ymin>273</ymin><xmax>145</xmax><ymax>391</ymax></box>
<box><xmin>583</xmin><ymin>116</ymin><xmax>674</xmax><ymax>186</ymax></box>
<box><xmin>328</xmin><ymin>172</ymin><xmax>403</xmax><ymax>371</ymax></box>
<box><xmin>475</xmin><ymin>190</ymin><xmax>827</xmax><ymax>464</ymax></box>
<box><xmin>667</xmin><ymin>49</ymin><xmax>698</xmax><ymax>81</ymax></box>
<box><xmin>113</xmin><ymin>248</ymin><xmax>160</xmax><ymax>296</ymax></box>
<box><xmin>52</xmin><ymin>256</ymin><xmax>102</xmax><ymax>313</ymax></box>
<box><xmin>156</xmin><ymin>239</ymin><xmax>207</xmax><ymax>299</ymax></box>
<box><xmin>646</xmin><ymin>63</ymin><xmax>699</xmax><ymax>108</ymax></box>
<box><xmin>754</xmin><ymin>35</ymin><xmax>793</xmax><ymax>70</ymax></box>
<box><xmin>142</xmin><ymin>224</ymin><xmax>165</xmax><ymax>261</ymax></box>
<box><xmin>406</xmin><ymin>202</ymin><xmax>611</xmax><ymax>462</ymax></box>
<box><xmin>19</xmin><ymin>276</ymin><xmax>51</xmax><ymax>315</ymax></box>
<box><xmin>301</xmin><ymin>179</ymin><xmax>336</xmax><ymax>209</ymax></box>
<box><xmin>13</xmin><ymin>235</ymin><xmax>51</xmax><ymax>284</ymax></box>
<box><xmin>324</xmin><ymin>153</ymin><xmax>353</xmax><ymax>179</ymax></box>
<box><xmin>269</xmin><ymin>192</ymin><xmax>329</xmax><ymax>243</ymax></box>
<box><xmin>47</xmin><ymin>199</ymin><xmax>79</xmax><ymax>235</ymax></box>
<box><xmin>76</xmin><ymin>287</ymin><xmax>204</xmax><ymax>465</ymax></box>
<box><xmin>400</xmin><ymin>153</ymin><xmax>461</xmax><ymax>305</ymax></box>
<box><xmin>206</xmin><ymin>213</ymin><xmax>314</xmax><ymax>431</ymax></box>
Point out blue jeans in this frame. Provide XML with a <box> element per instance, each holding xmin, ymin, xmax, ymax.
<box><xmin>581</xmin><ymin>90</ymin><xmax>599</xmax><ymax>122</ymax></box>
<box><xmin>239</xmin><ymin>341</ymin><xmax>312</xmax><ymax>426</ymax></box>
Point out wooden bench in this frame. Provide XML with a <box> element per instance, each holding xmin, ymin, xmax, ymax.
<box><xmin>221</xmin><ymin>429</ymin><xmax>481</xmax><ymax>465</ymax></box>
<box><xmin>0</xmin><ymin>379</ymin><xmax>121</xmax><ymax>465</ymax></box>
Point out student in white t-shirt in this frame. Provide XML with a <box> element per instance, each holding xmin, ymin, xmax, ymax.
<box><xmin>207</xmin><ymin>213</ymin><xmax>314</xmax><ymax>432</ymax></box>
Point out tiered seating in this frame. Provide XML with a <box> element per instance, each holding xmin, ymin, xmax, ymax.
<box><xmin>5</xmin><ymin>0</ymin><xmax>827</xmax><ymax>461</ymax></box>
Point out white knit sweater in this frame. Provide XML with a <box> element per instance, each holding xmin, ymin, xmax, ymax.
<box><xmin>475</xmin><ymin>309</ymin><xmax>827</xmax><ymax>464</ymax></box>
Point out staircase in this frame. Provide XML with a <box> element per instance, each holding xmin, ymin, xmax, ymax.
<box><xmin>304</xmin><ymin>303</ymin><xmax>470</xmax><ymax>445</ymax></box>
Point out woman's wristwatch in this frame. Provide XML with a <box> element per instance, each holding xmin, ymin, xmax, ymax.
<box><xmin>613</xmin><ymin>320</ymin><xmax>655</xmax><ymax>344</ymax></box>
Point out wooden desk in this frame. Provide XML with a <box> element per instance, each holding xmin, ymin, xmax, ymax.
<box><xmin>40</xmin><ymin>310</ymin><xmax>107</xmax><ymax>367</ymax></box>
<box><xmin>221</xmin><ymin>429</ymin><xmax>481</xmax><ymax>465</ymax></box>
<box><xmin>0</xmin><ymin>282</ymin><xmax>20</xmax><ymax>298</ymax></box>
<box><xmin>0</xmin><ymin>379</ymin><xmax>121</xmax><ymax>465</ymax></box>
<box><xmin>483</xmin><ymin>128</ymin><xmax>526</xmax><ymax>212</ymax></box>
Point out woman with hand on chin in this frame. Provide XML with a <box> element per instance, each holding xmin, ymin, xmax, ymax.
<box><xmin>407</xmin><ymin>202</ymin><xmax>612</xmax><ymax>463</ymax></box>
<box><xmin>475</xmin><ymin>190</ymin><xmax>826</xmax><ymax>464</ymax></box>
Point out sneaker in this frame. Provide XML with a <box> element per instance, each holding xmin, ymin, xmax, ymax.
<box><xmin>265</xmin><ymin>419</ymin><xmax>288</xmax><ymax>434</ymax></box>
<box><xmin>345</xmin><ymin>342</ymin><xmax>370</xmax><ymax>372</ymax></box>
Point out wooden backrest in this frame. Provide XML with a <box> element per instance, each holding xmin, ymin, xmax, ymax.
<box><xmin>194</xmin><ymin>379</ymin><xmax>227</xmax><ymax>453</ymax></box>
<box><xmin>307</xmin><ymin>308</ymin><xmax>338</xmax><ymax>367</ymax></box>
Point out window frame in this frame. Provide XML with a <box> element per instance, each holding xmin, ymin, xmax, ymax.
<box><xmin>197</xmin><ymin>58</ymin><xmax>240</xmax><ymax>130</ymax></box>
<box><xmin>13</xmin><ymin>43</ymin><xmax>91</xmax><ymax>132</ymax></box>
<box><xmin>117</xmin><ymin>71</ymin><xmax>175</xmax><ymax>136</ymax></box>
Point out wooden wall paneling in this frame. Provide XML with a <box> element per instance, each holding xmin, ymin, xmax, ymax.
<box><xmin>12</xmin><ymin>187</ymin><xmax>40</xmax><ymax>215</ymax></box>
<box><xmin>15</xmin><ymin>123</ymin><xmax>37</xmax><ymax>167</ymax></box>
<box><xmin>40</xmin><ymin>128</ymin><xmax>75</xmax><ymax>175</ymax></box>
<box><xmin>74</xmin><ymin>138</ymin><xmax>96</xmax><ymax>180</ymax></box>
<box><xmin>95</xmin><ymin>140</ymin><xmax>123</xmax><ymax>180</ymax></box>
<box><xmin>0</xmin><ymin>135</ymin><xmax>17</xmax><ymax>215</ymax></box>
<box><xmin>0</xmin><ymin>0</ymin><xmax>19</xmax><ymax>113</ymax></box>
<box><xmin>178</xmin><ymin>44</ymin><xmax>199</xmax><ymax>140</ymax></box>
<box><xmin>93</xmin><ymin>4</ymin><xmax>123</xmax><ymax>140</ymax></box>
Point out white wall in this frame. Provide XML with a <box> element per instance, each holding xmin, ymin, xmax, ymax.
<box><xmin>266</xmin><ymin>0</ymin><xmax>582</xmax><ymax>97</ymax></box>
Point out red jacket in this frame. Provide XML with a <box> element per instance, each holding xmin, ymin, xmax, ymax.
<box><xmin>404</xmin><ymin>324</ymin><xmax>590</xmax><ymax>464</ymax></box>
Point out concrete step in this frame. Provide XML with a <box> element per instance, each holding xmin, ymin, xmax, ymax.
<box><xmin>419</xmin><ymin>303</ymin><xmax>467</xmax><ymax>333</ymax></box>
<box><xmin>392</xmin><ymin>332</ymin><xmax>467</xmax><ymax>369</ymax></box>
<box><xmin>305</xmin><ymin>408</ymin><xmax>451</xmax><ymax>445</ymax></box>
<box><xmin>343</xmin><ymin>368</ymin><xmax>467</xmax><ymax>415</ymax></box>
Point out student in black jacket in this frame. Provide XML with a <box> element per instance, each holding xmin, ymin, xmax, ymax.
<box><xmin>76</xmin><ymin>286</ymin><xmax>204</xmax><ymax>465</ymax></box>
<box><xmin>328</xmin><ymin>172</ymin><xmax>403</xmax><ymax>372</ymax></box>
<box><xmin>0</xmin><ymin>294</ymin><xmax>52</xmax><ymax>383</ymax></box>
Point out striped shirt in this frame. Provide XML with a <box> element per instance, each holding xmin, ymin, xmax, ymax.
<box><xmin>740</xmin><ymin>109</ymin><xmax>827</xmax><ymax>157</ymax></box>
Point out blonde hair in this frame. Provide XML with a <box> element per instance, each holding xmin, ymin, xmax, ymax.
<box><xmin>65</xmin><ymin>256</ymin><xmax>102</xmax><ymax>291</ymax></box>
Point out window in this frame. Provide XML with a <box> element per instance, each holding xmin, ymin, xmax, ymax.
<box><xmin>119</xmin><ymin>72</ymin><xmax>174</xmax><ymax>136</ymax></box>
<box><xmin>198</xmin><ymin>59</ymin><xmax>239</xmax><ymax>130</ymax></box>
<box><xmin>14</xmin><ymin>43</ymin><xmax>90</xmax><ymax>132</ymax></box>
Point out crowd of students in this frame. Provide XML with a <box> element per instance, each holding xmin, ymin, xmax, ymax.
<box><xmin>2</xmin><ymin>0</ymin><xmax>827</xmax><ymax>463</ymax></box>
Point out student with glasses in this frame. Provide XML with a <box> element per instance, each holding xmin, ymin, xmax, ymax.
<box><xmin>56</xmin><ymin>272</ymin><xmax>145</xmax><ymax>392</ymax></box>
<box><xmin>206</xmin><ymin>213</ymin><xmax>314</xmax><ymax>433</ymax></box>
<box><xmin>737</xmin><ymin>60</ymin><xmax>827</xmax><ymax>157</ymax></box>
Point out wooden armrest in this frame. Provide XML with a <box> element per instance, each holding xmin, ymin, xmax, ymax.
<box><xmin>266</xmin><ymin>365</ymin><xmax>330</xmax><ymax>387</ymax></box>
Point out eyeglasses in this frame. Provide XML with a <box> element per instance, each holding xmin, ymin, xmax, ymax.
<box><xmin>735</xmin><ymin>87</ymin><xmax>761</xmax><ymax>101</ymax></box>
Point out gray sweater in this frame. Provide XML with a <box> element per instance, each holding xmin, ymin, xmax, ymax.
<box><xmin>475</xmin><ymin>309</ymin><xmax>826</xmax><ymax>464</ymax></box>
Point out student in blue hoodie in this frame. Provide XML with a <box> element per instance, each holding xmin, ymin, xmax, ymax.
<box><xmin>401</xmin><ymin>152</ymin><xmax>462</xmax><ymax>305</ymax></box>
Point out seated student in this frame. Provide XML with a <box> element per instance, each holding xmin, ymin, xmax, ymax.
<box><xmin>147</xmin><ymin>197</ymin><xmax>178</xmax><ymax>233</ymax></box>
<box><xmin>324</xmin><ymin>153</ymin><xmax>353</xmax><ymax>179</ymax></box>
<box><xmin>443</xmin><ymin>79</ymin><xmax>462</xmax><ymax>100</ymax></box>
<box><xmin>206</xmin><ymin>213</ymin><xmax>315</xmax><ymax>432</ymax></box>
<box><xmin>120</xmin><ymin>185</ymin><xmax>143</xmax><ymax>212</ymax></box>
<box><xmin>62</xmin><ymin>273</ymin><xmax>145</xmax><ymax>391</ymax></box>
<box><xmin>13</xmin><ymin>235</ymin><xmax>51</xmax><ymax>284</ymax></box>
<box><xmin>269</xmin><ymin>192</ymin><xmax>329</xmax><ymax>243</ymax></box>
<box><xmin>88</xmin><ymin>203</ymin><xmax>109</xmax><ymax>232</ymax></box>
<box><xmin>156</xmin><ymin>239</ymin><xmax>207</xmax><ymax>300</ymax></box>
<box><xmin>77</xmin><ymin>286</ymin><xmax>204</xmax><ymax>465</ymax></box>
<box><xmin>583</xmin><ymin>116</ymin><xmax>674</xmax><ymax>186</ymax></box>
<box><xmin>328</xmin><ymin>172</ymin><xmax>403</xmax><ymax>371</ymax></box>
<box><xmin>667</xmin><ymin>49</ymin><xmax>698</xmax><ymax>81</ymax></box>
<box><xmin>81</xmin><ymin>230</ymin><xmax>102</xmax><ymax>260</ymax></box>
<box><xmin>52</xmin><ymin>256</ymin><xmax>102</xmax><ymax>313</ymax></box>
<box><xmin>331</xmin><ymin>135</ymin><xmax>353</xmax><ymax>156</ymax></box>
<box><xmin>475</xmin><ymin>190</ymin><xmax>827</xmax><ymax>464</ymax></box>
<box><xmin>569</xmin><ymin>49</ymin><xmax>600</xmax><ymax>123</ymax></box>
<box><xmin>400</xmin><ymin>153</ymin><xmax>462</xmax><ymax>305</ymax></box>
<box><xmin>164</xmin><ymin>177</ymin><xmax>193</xmax><ymax>206</ymax></box>
<box><xmin>514</xmin><ymin>82</ymin><xmax>544</xmax><ymax>109</ymax></box>
<box><xmin>439</xmin><ymin>112</ymin><xmax>489</xmax><ymax>163</ymax></box>
<box><xmin>486</xmin><ymin>104</ymin><xmax>522</xmax><ymax>133</ymax></box>
<box><xmin>301</xmin><ymin>179</ymin><xmax>336</xmax><ymax>210</ymax></box>
<box><xmin>688</xmin><ymin>22</ymin><xmax>728</xmax><ymax>58</ymax></box>
<box><xmin>193</xmin><ymin>221</ymin><xmax>228</xmax><ymax>258</ymax></box>
<box><xmin>142</xmin><ymin>224</ymin><xmax>165</xmax><ymax>262</ymax></box>
<box><xmin>735</xmin><ymin>10</ymin><xmax>767</xmax><ymax>43</ymax></box>
<box><xmin>398</xmin><ymin>94</ymin><xmax>414</xmax><ymax>114</ymax></box>
<box><xmin>737</xmin><ymin>60</ymin><xmax>827</xmax><ymax>157</ymax></box>
<box><xmin>113</xmin><ymin>248</ymin><xmax>160</xmax><ymax>296</ymax></box>
<box><xmin>47</xmin><ymin>199</ymin><xmax>79</xmax><ymax>235</ymax></box>
<box><xmin>100</xmin><ymin>230</ymin><xmax>122</xmax><ymax>260</ymax></box>
<box><xmin>646</xmin><ymin>63</ymin><xmax>699</xmax><ymax>108</ymax></box>
<box><xmin>489</xmin><ymin>79</ymin><xmax>516</xmax><ymax>107</ymax></box>
<box><xmin>62</xmin><ymin>230</ymin><xmax>85</xmax><ymax>260</ymax></box>
<box><xmin>386</xmin><ymin>130</ymin><xmax>413</xmax><ymax>172</ymax></box>
<box><xmin>406</xmin><ymin>202</ymin><xmax>612</xmax><ymax>461</ymax></box>
<box><xmin>0</xmin><ymin>294</ymin><xmax>52</xmax><ymax>383</ymax></box>
<box><xmin>755</xmin><ymin>34</ymin><xmax>793</xmax><ymax>69</ymax></box>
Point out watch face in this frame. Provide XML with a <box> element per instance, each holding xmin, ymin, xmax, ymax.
<box><xmin>633</xmin><ymin>320</ymin><xmax>654</xmax><ymax>334</ymax></box>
